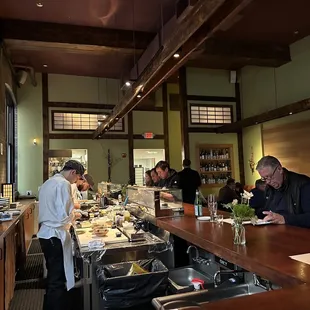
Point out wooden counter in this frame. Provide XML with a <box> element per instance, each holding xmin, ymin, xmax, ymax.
<box><xmin>0</xmin><ymin>200</ymin><xmax>35</xmax><ymax>310</ymax></box>
<box><xmin>155</xmin><ymin>203</ymin><xmax>310</xmax><ymax>309</ymax></box>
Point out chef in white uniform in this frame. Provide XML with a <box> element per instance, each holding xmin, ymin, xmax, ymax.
<box><xmin>38</xmin><ymin>160</ymin><xmax>85</xmax><ymax>310</ymax></box>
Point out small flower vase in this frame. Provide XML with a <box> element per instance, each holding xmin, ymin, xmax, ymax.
<box><xmin>233</xmin><ymin>218</ymin><xmax>246</xmax><ymax>245</ymax></box>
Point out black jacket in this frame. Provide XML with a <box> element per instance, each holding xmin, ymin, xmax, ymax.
<box><xmin>259</xmin><ymin>168</ymin><xmax>310</xmax><ymax>228</ymax></box>
<box><xmin>265</xmin><ymin>168</ymin><xmax>310</xmax><ymax>214</ymax></box>
<box><xmin>178</xmin><ymin>168</ymin><xmax>201</xmax><ymax>204</ymax></box>
<box><xmin>158</xmin><ymin>169</ymin><xmax>180</xmax><ymax>188</ymax></box>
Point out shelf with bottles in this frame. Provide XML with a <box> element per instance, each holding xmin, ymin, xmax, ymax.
<box><xmin>197</xmin><ymin>144</ymin><xmax>234</xmax><ymax>188</ymax></box>
<box><xmin>199</xmin><ymin>148</ymin><xmax>230</xmax><ymax>161</ymax></box>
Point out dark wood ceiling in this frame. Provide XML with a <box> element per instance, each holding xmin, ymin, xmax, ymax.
<box><xmin>1</xmin><ymin>0</ymin><xmax>310</xmax><ymax>79</ymax></box>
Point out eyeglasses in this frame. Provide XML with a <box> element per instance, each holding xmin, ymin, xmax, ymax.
<box><xmin>261</xmin><ymin>166</ymin><xmax>279</xmax><ymax>182</ymax></box>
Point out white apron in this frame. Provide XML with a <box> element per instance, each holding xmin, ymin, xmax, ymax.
<box><xmin>41</xmin><ymin>222</ymin><xmax>75</xmax><ymax>291</ymax></box>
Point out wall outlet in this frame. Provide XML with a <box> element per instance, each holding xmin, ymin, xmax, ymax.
<box><xmin>0</xmin><ymin>143</ymin><xmax>3</xmax><ymax>156</ymax></box>
<box><xmin>26</xmin><ymin>190</ymin><xmax>32</xmax><ymax>196</ymax></box>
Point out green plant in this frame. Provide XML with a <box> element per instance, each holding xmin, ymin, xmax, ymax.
<box><xmin>224</xmin><ymin>201</ymin><xmax>255</xmax><ymax>221</ymax></box>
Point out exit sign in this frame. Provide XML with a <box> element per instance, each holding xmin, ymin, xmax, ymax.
<box><xmin>142</xmin><ymin>132</ymin><xmax>155</xmax><ymax>139</ymax></box>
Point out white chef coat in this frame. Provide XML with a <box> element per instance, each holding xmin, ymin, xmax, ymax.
<box><xmin>37</xmin><ymin>173</ymin><xmax>75</xmax><ymax>290</ymax></box>
<box><xmin>71</xmin><ymin>183</ymin><xmax>82</xmax><ymax>202</ymax></box>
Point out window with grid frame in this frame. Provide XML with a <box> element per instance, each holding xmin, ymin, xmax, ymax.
<box><xmin>52</xmin><ymin>111</ymin><xmax>124</xmax><ymax>132</ymax></box>
<box><xmin>190</xmin><ymin>104</ymin><xmax>233</xmax><ymax>125</ymax></box>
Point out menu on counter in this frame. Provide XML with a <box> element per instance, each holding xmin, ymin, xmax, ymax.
<box><xmin>290</xmin><ymin>253</ymin><xmax>310</xmax><ymax>265</ymax></box>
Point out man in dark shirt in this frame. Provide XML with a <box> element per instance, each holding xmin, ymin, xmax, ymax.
<box><xmin>250</xmin><ymin>179</ymin><xmax>266</xmax><ymax>212</ymax></box>
<box><xmin>256</xmin><ymin>155</ymin><xmax>310</xmax><ymax>228</ymax></box>
<box><xmin>155</xmin><ymin>161</ymin><xmax>180</xmax><ymax>188</ymax></box>
<box><xmin>178</xmin><ymin>159</ymin><xmax>201</xmax><ymax>204</ymax></box>
<box><xmin>218</xmin><ymin>178</ymin><xmax>239</xmax><ymax>206</ymax></box>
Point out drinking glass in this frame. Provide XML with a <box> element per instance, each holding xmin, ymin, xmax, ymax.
<box><xmin>208</xmin><ymin>194</ymin><xmax>215</xmax><ymax>204</ymax></box>
<box><xmin>209</xmin><ymin>202</ymin><xmax>217</xmax><ymax>222</ymax></box>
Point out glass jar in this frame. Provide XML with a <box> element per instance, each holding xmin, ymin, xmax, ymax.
<box><xmin>233</xmin><ymin>219</ymin><xmax>246</xmax><ymax>245</ymax></box>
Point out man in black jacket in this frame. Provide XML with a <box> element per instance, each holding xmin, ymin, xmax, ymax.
<box><xmin>256</xmin><ymin>155</ymin><xmax>310</xmax><ymax>228</ymax></box>
<box><xmin>155</xmin><ymin>161</ymin><xmax>180</xmax><ymax>188</ymax></box>
<box><xmin>178</xmin><ymin>159</ymin><xmax>201</xmax><ymax>204</ymax></box>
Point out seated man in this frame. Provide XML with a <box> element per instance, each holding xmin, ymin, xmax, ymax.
<box><xmin>256</xmin><ymin>156</ymin><xmax>310</xmax><ymax>228</ymax></box>
<box><xmin>218</xmin><ymin>178</ymin><xmax>239</xmax><ymax>208</ymax></box>
<box><xmin>150</xmin><ymin>168</ymin><xmax>160</xmax><ymax>187</ymax></box>
<box><xmin>250</xmin><ymin>179</ymin><xmax>266</xmax><ymax>213</ymax></box>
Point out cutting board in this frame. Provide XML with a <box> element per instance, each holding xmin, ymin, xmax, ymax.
<box><xmin>76</xmin><ymin>227</ymin><xmax>128</xmax><ymax>247</ymax></box>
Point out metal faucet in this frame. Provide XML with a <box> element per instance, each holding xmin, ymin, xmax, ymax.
<box><xmin>186</xmin><ymin>245</ymin><xmax>199</xmax><ymax>260</ymax></box>
<box><xmin>213</xmin><ymin>270</ymin><xmax>245</xmax><ymax>287</ymax></box>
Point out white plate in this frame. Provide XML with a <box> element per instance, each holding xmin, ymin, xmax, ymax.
<box><xmin>197</xmin><ymin>216</ymin><xmax>211</xmax><ymax>221</ymax></box>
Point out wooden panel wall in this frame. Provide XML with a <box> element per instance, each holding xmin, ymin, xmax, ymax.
<box><xmin>263</xmin><ymin>120</ymin><xmax>310</xmax><ymax>176</ymax></box>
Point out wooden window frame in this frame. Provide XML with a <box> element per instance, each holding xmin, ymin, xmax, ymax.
<box><xmin>51</xmin><ymin>110</ymin><xmax>125</xmax><ymax>132</ymax></box>
<box><xmin>189</xmin><ymin>103</ymin><xmax>233</xmax><ymax>125</ymax></box>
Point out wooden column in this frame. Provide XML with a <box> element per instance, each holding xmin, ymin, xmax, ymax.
<box><xmin>235</xmin><ymin>82</ymin><xmax>245</xmax><ymax>185</ymax></box>
<box><xmin>162</xmin><ymin>83</ymin><xmax>170</xmax><ymax>162</ymax></box>
<box><xmin>42</xmin><ymin>73</ymin><xmax>49</xmax><ymax>182</ymax></box>
<box><xmin>179</xmin><ymin>66</ymin><xmax>190</xmax><ymax>160</ymax></box>
<box><xmin>127</xmin><ymin>111</ymin><xmax>134</xmax><ymax>184</ymax></box>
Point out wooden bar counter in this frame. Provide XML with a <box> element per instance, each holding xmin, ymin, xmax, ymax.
<box><xmin>155</xmin><ymin>203</ymin><xmax>310</xmax><ymax>309</ymax></box>
<box><xmin>0</xmin><ymin>200</ymin><xmax>35</xmax><ymax>310</ymax></box>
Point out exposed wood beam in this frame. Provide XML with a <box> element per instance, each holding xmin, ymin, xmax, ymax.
<box><xmin>94</xmin><ymin>0</ymin><xmax>254</xmax><ymax>138</ymax></box>
<box><xmin>217</xmin><ymin>98</ymin><xmax>310</xmax><ymax>133</ymax></box>
<box><xmin>5</xmin><ymin>40</ymin><xmax>143</xmax><ymax>55</ymax></box>
<box><xmin>162</xmin><ymin>83</ymin><xmax>170</xmax><ymax>162</ymax></box>
<box><xmin>195</xmin><ymin>38</ymin><xmax>291</xmax><ymax>67</ymax></box>
<box><xmin>179</xmin><ymin>67</ymin><xmax>190</xmax><ymax>160</ymax></box>
<box><xmin>128</xmin><ymin>112</ymin><xmax>134</xmax><ymax>184</ymax></box>
<box><xmin>48</xmin><ymin>102</ymin><xmax>163</xmax><ymax>111</ymax></box>
<box><xmin>0</xmin><ymin>19</ymin><xmax>154</xmax><ymax>50</ymax></box>
<box><xmin>42</xmin><ymin>73</ymin><xmax>49</xmax><ymax>182</ymax></box>
<box><xmin>49</xmin><ymin>133</ymin><xmax>129</xmax><ymax>140</ymax></box>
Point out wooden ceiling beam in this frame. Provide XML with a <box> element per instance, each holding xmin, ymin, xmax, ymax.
<box><xmin>199</xmin><ymin>38</ymin><xmax>291</xmax><ymax>67</ymax></box>
<box><xmin>0</xmin><ymin>19</ymin><xmax>154</xmax><ymax>50</ymax></box>
<box><xmin>217</xmin><ymin>98</ymin><xmax>310</xmax><ymax>133</ymax></box>
<box><xmin>94</xmin><ymin>0</ymin><xmax>255</xmax><ymax>138</ymax></box>
<box><xmin>4</xmin><ymin>39</ymin><xmax>143</xmax><ymax>56</ymax></box>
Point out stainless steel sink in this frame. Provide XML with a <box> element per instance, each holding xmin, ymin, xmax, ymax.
<box><xmin>153</xmin><ymin>283</ymin><xmax>267</xmax><ymax>309</ymax></box>
<box><xmin>168</xmin><ymin>267</ymin><xmax>214</xmax><ymax>294</ymax></box>
<box><xmin>169</xmin><ymin>267</ymin><xmax>213</xmax><ymax>288</ymax></box>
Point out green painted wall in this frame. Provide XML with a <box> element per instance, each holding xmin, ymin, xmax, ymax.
<box><xmin>50</xmin><ymin>139</ymin><xmax>129</xmax><ymax>185</ymax></box>
<box><xmin>241</xmin><ymin>36</ymin><xmax>310</xmax><ymax>184</ymax></box>
<box><xmin>133</xmin><ymin>111</ymin><xmax>163</xmax><ymax>135</ymax></box>
<box><xmin>241</xmin><ymin>36</ymin><xmax>310</xmax><ymax>118</ymax></box>
<box><xmin>187</xmin><ymin>67</ymin><xmax>235</xmax><ymax>97</ymax></box>
<box><xmin>242</xmin><ymin>125</ymin><xmax>263</xmax><ymax>186</ymax></box>
<box><xmin>17</xmin><ymin>74</ymin><xmax>43</xmax><ymax>195</ymax></box>
<box><xmin>48</xmin><ymin>74</ymin><xmax>121</xmax><ymax>105</ymax></box>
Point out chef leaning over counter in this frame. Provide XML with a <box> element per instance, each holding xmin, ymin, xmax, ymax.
<box><xmin>37</xmin><ymin>160</ymin><xmax>85</xmax><ymax>310</ymax></box>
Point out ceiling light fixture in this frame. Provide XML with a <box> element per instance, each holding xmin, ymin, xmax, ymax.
<box><xmin>125</xmin><ymin>81</ymin><xmax>131</xmax><ymax>87</ymax></box>
<box><xmin>43</xmin><ymin>64</ymin><xmax>48</xmax><ymax>68</ymax></box>
<box><xmin>36</xmin><ymin>2</ymin><xmax>43</xmax><ymax>7</ymax></box>
<box><xmin>294</xmin><ymin>30</ymin><xmax>299</xmax><ymax>35</ymax></box>
<box><xmin>173</xmin><ymin>52</ymin><xmax>180</xmax><ymax>58</ymax></box>
<box><xmin>137</xmin><ymin>94</ymin><xmax>142</xmax><ymax>98</ymax></box>
<box><xmin>289</xmin><ymin>112</ymin><xmax>293</xmax><ymax>115</ymax></box>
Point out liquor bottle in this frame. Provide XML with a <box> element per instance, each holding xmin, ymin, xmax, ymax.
<box><xmin>194</xmin><ymin>190</ymin><xmax>202</xmax><ymax>217</ymax></box>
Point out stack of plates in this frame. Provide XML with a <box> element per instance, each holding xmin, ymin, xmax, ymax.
<box><xmin>0</xmin><ymin>198</ymin><xmax>10</xmax><ymax>206</ymax></box>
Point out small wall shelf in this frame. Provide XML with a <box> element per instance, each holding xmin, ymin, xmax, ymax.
<box><xmin>197</xmin><ymin>144</ymin><xmax>234</xmax><ymax>188</ymax></box>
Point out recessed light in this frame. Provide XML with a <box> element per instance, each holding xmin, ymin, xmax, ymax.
<box><xmin>289</xmin><ymin>112</ymin><xmax>293</xmax><ymax>115</ymax></box>
<box><xmin>125</xmin><ymin>81</ymin><xmax>131</xmax><ymax>87</ymax></box>
<box><xmin>137</xmin><ymin>94</ymin><xmax>142</xmax><ymax>98</ymax></box>
<box><xmin>36</xmin><ymin>2</ymin><xmax>43</xmax><ymax>7</ymax></box>
<box><xmin>173</xmin><ymin>53</ymin><xmax>180</xmax><ymax>58</ymax></box>
<box><xmin>43</xmin><ymin>64</ymin><xmax>48</xmax><ymax>68</ymax></box>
